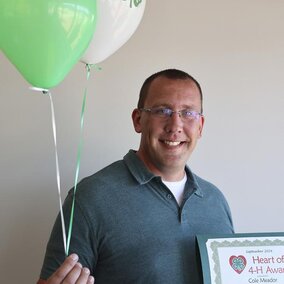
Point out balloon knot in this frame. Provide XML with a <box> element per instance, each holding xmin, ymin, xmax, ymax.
<box><xmin>85</xmin><ymin>64</ymin><xmax>102</xmax><ymax>72</ymax></box>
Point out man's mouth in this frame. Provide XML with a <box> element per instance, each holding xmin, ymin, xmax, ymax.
<box><xmin>163</xmin><ymin>140</ymin><xmax>183</xmax><ymax>147</ymax></box>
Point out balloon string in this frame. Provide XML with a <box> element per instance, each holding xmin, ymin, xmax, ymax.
<box><xmin>46</xmin><ymin>90</ymin><xmax>67</xmax><ymax>255</ymax></box>
<box><xmin>66</xmin><ymin>64</ymin><xmax>100</xmax><ymax>255</ymax></box>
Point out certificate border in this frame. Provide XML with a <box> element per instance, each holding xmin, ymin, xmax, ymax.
<box><xmin>196</xmin><ymin>232</ymin><xmax>284</xmax><ymax>284</ymax></box>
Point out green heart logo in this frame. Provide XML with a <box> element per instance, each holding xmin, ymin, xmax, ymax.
<box><xmin>229</xmin><ymin>255</ymin><xmax>247</xmax><ymax>274</ymax></box>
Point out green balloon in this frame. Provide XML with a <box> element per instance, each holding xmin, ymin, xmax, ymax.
<box><xmin>0</xmin><ymin>0</ymin><xmax>97</xmax><ymax>89</ymax></box>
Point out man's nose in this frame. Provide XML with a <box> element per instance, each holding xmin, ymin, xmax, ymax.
<box><xmin>165</xmin><ymin>112</ymin><xmax>183</xmax><ymax>133</ymax></box>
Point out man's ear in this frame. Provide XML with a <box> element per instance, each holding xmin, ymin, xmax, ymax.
<box><xmin>198</xmin><ymin>115</ymin><xmax>205</xmax><ymax>138</ymax></box>
<box><xmin>132</xmin><ymin>108</ymin><xmax>142</xmax><ymax>133</ymax></box>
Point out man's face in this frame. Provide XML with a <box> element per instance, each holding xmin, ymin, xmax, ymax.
<box><xmin>132</xmin><ymin>76</ymin><xmax>204</xmax><ymax>181</ymax></box>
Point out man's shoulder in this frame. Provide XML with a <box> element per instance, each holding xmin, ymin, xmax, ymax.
<box><xmin>193</xmin><ymin>173</ymin><xmax>220</xmax><ymax>191</ymax></box>
<box><xmin>190</xmin><ymin>171</ymin><xmax>227</xmax><ymax>201</ymax></box>
<box><xmin>64</xmin><ymin>159</ymin><xmax>130</xmax><ymax>208</ymax></box>
<box><xmin>82</xmin><ymin>150</ymin><xmax>138</xmax><ymax>181</ymax></box>
<box><xmin>79</xmin><ymin>158</ymin><xmax>128</xmax><ymax>188</ymax></box>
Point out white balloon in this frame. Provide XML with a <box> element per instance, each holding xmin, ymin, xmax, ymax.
<box><xmin>81</xmin><ymin>0</ymin><xmax>146</xmax><ymax>64</ymax></box>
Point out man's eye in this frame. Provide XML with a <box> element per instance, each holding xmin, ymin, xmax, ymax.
<box><xmin>155</xmin><ymin>108</ymin><xmax>171</xmax><ymax>115</ymax></box>
<box><xmin>161</xmin><ymin>108</ymin><xmax>172</xmax><ymax>115</ymax></box>
<box><xmin>183</xmin><ymin>110</ymin><xmax>193</xmax><ymax>117</ymax></box>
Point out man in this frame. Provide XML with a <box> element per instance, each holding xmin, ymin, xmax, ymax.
<box><xmin>38</xmin><ymin>69</ymin><xmax>234</xmax><ymax>284</ymax></box>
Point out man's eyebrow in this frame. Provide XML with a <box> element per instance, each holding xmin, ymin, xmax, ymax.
<box><xmin>151</xmin><ymin>104</ymin><xmax>197</xmax><ymax>109</ymax></box>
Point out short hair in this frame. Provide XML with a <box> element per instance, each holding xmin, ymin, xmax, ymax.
<box><xmin>137</xmin><ymin>69</ymin><xmax>203</xmax><ymax>113</ymax></box>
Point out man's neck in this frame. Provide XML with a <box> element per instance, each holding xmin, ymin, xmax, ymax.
<box><xmin>159</xmin><ymin>170</ymin><xmax>186</xmax><ymax>182</ymax></box>
<box><xmin>135</xmin><ymin>150</ymin><xmax>186</xmax><ymax>181</ymax></box>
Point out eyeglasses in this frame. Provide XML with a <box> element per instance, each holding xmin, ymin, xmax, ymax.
<box><xmin>139</xmin><ymin>107</ymin><xmax>203</xmax><ymax>121</ymax></box>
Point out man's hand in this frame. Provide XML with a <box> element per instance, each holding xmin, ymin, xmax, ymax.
<box><xmin>37</xmin><ymin>254</ymin><xmax>94</xmax><ymax>284</ymax></box>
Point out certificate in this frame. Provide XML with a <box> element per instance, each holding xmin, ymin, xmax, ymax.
<box><xmin>196</xmin><ymin>233</ymin><xmax>284</xmax><ymax>284</ymax></box>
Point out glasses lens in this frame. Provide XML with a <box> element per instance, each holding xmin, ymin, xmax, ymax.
<box><xmin>181</xmin><ymin>110</ymin><xmax>193</xmax><ymax>119</ymax></box>
<box><xmin>146</xmin><ymin>108</ymin><xmax>201</xmax><ymax>121</ymax></box>
<box><xmin>182</xmin><ymin>110</ymin><xmax>201</xmax><ymax>120</ymax></box>
<box><xmin>153</xmin><ymin>108</ymin><xmax>172</xmax><ymax>117</ymax></box>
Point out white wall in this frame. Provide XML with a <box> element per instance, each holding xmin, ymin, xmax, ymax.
<box><xmin>1</xmin><ymin>0</ymin><xmax>283</xmax><ymax>283</ymax></box>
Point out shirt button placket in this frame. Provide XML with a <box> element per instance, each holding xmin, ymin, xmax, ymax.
<box><xmin>166</xmin><ymin>193</ymin><xmax>172</xmax><ymax>200</ymax></box>
<box><xmin>181</xmin><ymin>211</ymin><xmax>188</xmax><ymax>223</ymax></box>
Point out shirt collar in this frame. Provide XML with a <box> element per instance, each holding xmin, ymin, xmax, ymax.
<box><xmin>124</xmin><ymin>150</ymin><xmax>156</xmax><ymax>184</ymax></box>
<box><xmin>184</xmin><ymin>166</ymin><xmax>204</xmax><ymax>198</ymax></box>
<box><xmin>124</xmin><ymin>150</ymin><xmax>204</xmax><ymax>197</ymax></box>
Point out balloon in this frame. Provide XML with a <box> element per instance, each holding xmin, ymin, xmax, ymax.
<box><xmin>81</xmin><ymin>0</ymin><xmax>146</xmax><ymax>64</ymax></box>
<box><xmin>0</xmin><ymin>0</ymin><xmax>97</xmax><ymax>89</ymax></box>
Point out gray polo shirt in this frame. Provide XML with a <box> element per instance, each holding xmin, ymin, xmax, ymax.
<box><xmin>40</xmin><ymin>150</ymin><xmax>234</xmax><ymax>283</ymax></box>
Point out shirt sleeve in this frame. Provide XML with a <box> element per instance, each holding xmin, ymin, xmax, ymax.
<box><xmin>39</xmin><ymin>190</ymin><xmax>97</xmax><ymax>280</ymax></box>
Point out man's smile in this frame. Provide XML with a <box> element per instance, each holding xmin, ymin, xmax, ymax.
<box><xmin>162</xmin><ymin>140</ymin><xmax>186</xmax><ymax>147</ymax></box>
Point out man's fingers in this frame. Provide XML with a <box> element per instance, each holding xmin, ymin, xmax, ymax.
<box><xmin>87</xmin><ymin>275</ymin><xmax>95</xmax><ymax>284</ymax></box>
<box><xmin>47</xmin><ymin>254</ymin><xmax>79</xmax><ymax>283</ymax></box>
<box><xmin>73</xmin><ymin>267</ymin><xmax>94</xmax><ymax>284</ymax></box>
<box><xmin>46</xmin><ymin>254</ymin><xmax>94</xmax><ymax>284</ymax></box>
<box><xmin>61</xmin><ymin>263</ymin><xmax>82</xmax><ymax>283</ymax></box>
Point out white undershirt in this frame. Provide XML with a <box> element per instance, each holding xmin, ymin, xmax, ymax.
<box><xmin>162</xmin><ymin>174</ymin><xmax>187</xmax><ymax>206</ymax></box>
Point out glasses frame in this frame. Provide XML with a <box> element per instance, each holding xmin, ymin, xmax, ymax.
<box><xmin>139</xmin><ymin>107</ymin><xmax>203</xmax><ymax>121</ymax></box>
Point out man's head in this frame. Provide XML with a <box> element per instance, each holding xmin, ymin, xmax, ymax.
<box><xmin>137</xmin><ymin>69</ymin><xmax>203</xmax><ymax>113</ymax></box>
<box><xmin>132</xmin><ymin>69</ymin><xmax>204</xmax><ymax>181</ymax></box>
